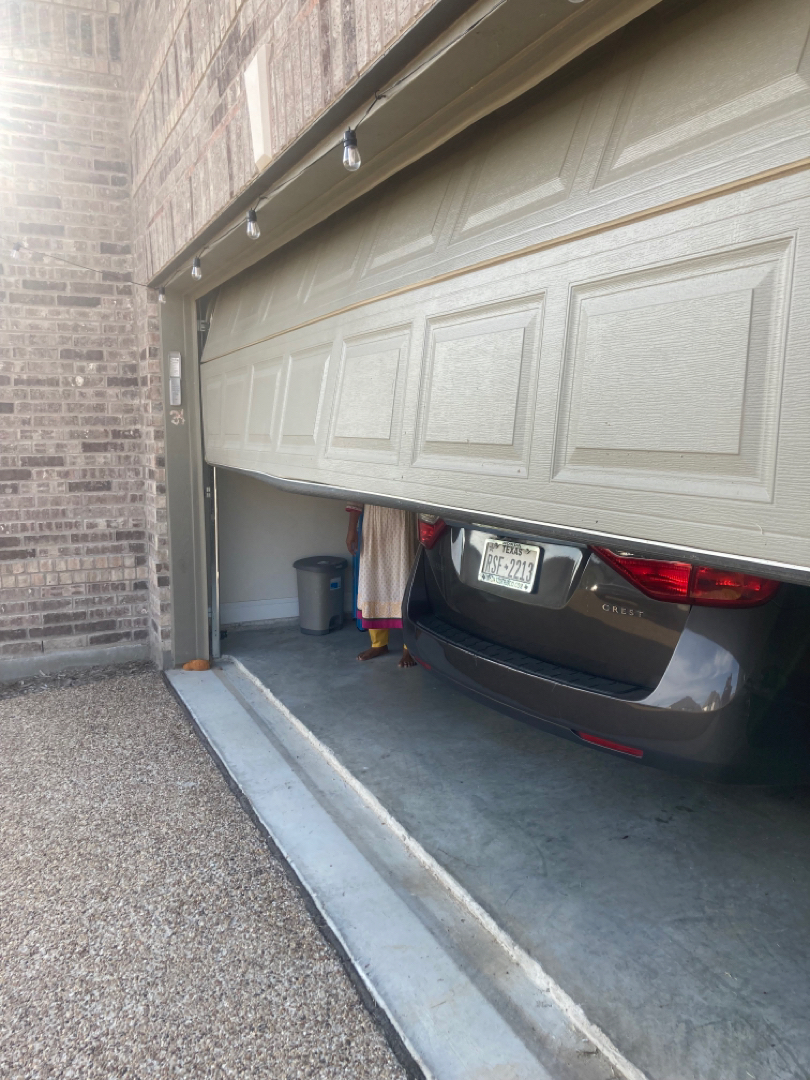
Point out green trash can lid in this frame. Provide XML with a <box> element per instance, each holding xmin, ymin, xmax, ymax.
<box><xmin>293</xmin><ymin>556</ymin><xmax>347</xmax><ymax>573</ymax></box>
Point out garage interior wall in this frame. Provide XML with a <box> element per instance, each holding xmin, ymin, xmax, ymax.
<box><xmin>217</xmin><ymin>472</ymin><xmax>354</xmax><ymax>625</ymax></box>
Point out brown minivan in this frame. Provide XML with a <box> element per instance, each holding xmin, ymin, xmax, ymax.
<box><xmin>403</xmin><ymin>518</ymin><xmax>810</xmax><ymax>782</ymax></box>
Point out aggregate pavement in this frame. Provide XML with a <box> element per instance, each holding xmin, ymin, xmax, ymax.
<box><xmin>0</xmin><ymin>668</ymin><xmax>407</xmax><ymax>1080</ymax></box>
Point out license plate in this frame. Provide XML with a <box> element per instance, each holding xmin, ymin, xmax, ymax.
<box><xmin>478</xmin><ymin>539</ymin><xmax>541</xmax><ymax>593</ymax></box>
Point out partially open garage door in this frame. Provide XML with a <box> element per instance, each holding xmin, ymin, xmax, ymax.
<box><xmin>201</xmin><ymin>0</ymin><xmax>810</xmax><ymax>579</ymax></box>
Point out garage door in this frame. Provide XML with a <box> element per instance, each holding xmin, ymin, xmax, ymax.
<box><xmin>201</xmin><ymin>0</ymin><xmax>810</xmax><ymax>577</ymax></box>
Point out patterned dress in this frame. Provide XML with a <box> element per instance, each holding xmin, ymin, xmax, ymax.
<box><xmin>346</xmin><ymin>503</ymin><xmax>418</xmax><ymax>629</ymax></box>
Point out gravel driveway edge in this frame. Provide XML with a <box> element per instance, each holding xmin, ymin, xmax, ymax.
<box><xmin>161</xmin><ymin>670</ymin><xmax>425</xmax><ymax>1080</ymax></box>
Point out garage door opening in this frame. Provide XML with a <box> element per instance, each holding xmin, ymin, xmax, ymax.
<box><xmin>207</xmin><ymin>468</ymin><xmax>810</xmax><ymax>1077</ymax></box>
<box><xmin>216</xmin><ymin>470</ymin><xmax>355</xmax><ymax>631</ymax></box>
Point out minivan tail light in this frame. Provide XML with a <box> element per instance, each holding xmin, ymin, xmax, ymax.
<box><xmin>593</xmin><ymin>549</ymin><xmax>691</xmax><ymax>602</ymax></box>
<box><xmin>418</xmin><ymin>515</ymin><xmax>448</xmax><ymax>549</ymax></box>
<box><xmin>689</xmin><ymin>565</ymin><xmax>781</xmax><ymax>607</ymax></box>
<box><xmin>592</xmin><ymin>547</ymin><xmax>780</xmax><ymax>608</ymax></box>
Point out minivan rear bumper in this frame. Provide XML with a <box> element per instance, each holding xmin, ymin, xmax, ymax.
<box><xmin>403</xmin><ymin>548</ymin><xmax>807</xmax><ymax>783</ymax></box>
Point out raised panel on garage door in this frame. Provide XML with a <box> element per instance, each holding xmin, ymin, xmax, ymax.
<box><xmin>222</xmin><ymin>370</ymin><xmax>250</xmax><ymax>449</ymax></box>
<box><xmin>413</xmin><ymin>296</ymin><xmax>544</xmax><ymax>478</ymax></box>
<box><xmin>552</xmin><ymin>237</ymin><xmax>793</xmax><ymax>502</ymax></box>
<box><xmin>203</xmin><ymin>374</ymin><xmax>223</xmax><ymax>454</ymax></box>
<box><xmin>279</xmin><ymin>346</ymin><xmax>331</xmax><ymax>453</ymax></box>
<box><xmin>594</xmin><ymin>0</ymin><xmax>810</xmax><ymax>186</ymax></box>
<box><xmin>246</xmin><ymin>357</ymin><xmax>283</xmax><ymax>449</ymax></box>
<box><xmin>326</xmin><ymin>325</ymin><xmax>411</xmax><ymax>464</ymax></box>
<box><xmin>452</xmin><ymin>80</ymin><xmax>593</xmax><ymax>241</ymax></box>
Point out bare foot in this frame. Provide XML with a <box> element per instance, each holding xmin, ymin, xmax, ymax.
<box><xmin>357</xmin><ymin>645</ymin><xmax>389</xmax><ymax>661</ymax></box>
<box><xmin>398</xmin><ymin>649</ymin><xmax>417</xmax><ymax>668</ymax></box>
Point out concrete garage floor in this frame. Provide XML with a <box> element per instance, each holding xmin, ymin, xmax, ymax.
<box><xmin>224</xmin><ymin>621</ymin><xmax>810</xmax><ymax>1080</ymax></box>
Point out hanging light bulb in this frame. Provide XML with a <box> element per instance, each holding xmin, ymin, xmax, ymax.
<box><xmin>342</xmin><ymin>128</ymin><xmax>361</xmax><ymax>172</ymax></box>
<box><xmin>246</xmin><ymin>208</ymin><xmax>261</xmax><ymax>240</ymax></box>
<box><xmin>12</xmin><ymin>242</ymin><xmax>22</xmax><ymax>259</ymax></box>
<box><xmin>158</xmin><ymin>287</ymin><xmax>167</xmax><ymax>304</ymax></box>
<box><xmin>191</xmin><ymin>256</ymin><xmax>202</xmax><ymax>280</ymax></box>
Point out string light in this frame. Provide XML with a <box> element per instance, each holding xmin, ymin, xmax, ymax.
<box><xmin>342</xmin><ymin>128</ymin><xmax>361</xmax><ymax>172</ymax></box>
<box><xmin>246</xmin><ymin>208</ymin><xmax>261</xmax><ymax>239</ymax></box>
<box><xmin>174</xmin><ymin>0</ymin><xmax>510</xmax><ymax>281</ymax></box>
<box><xmin>8</xmin><ymin>0</ymin><xmax>508</xmax><ymax>292</ymax></box>
<box><xmin>1</xmin><ymin>233</ymin><xmax>170</xmax><ymax>300</ymax></box>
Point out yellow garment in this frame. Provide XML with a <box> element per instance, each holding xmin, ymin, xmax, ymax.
<box><xmin>367</xmin><ymin>629</ymin><xmax>409</xmax><ymax>652</ymax></box>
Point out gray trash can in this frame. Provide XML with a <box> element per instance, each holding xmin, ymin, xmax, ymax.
<box><xmin>293</xmin><ymin>556</ymin><xmax>347</xmax><ymax>635</ymax></box>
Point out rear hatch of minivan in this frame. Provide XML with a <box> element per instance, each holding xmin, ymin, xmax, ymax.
<box><xmin>422</xmin><ymin>525</ymin><xmax>690</xmax><ymax>692</ymax></box>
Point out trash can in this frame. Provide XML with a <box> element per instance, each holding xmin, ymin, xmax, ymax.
<box><xmin>293</xmin><ymin>556</ymin><xmax>347</xmax><ymax>635</ymax></box>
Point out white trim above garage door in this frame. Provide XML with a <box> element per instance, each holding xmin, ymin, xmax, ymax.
<box><xmin>202</xmin><ymin>0</ymin><xmax>810</xmax><ymax>577</ymax></box>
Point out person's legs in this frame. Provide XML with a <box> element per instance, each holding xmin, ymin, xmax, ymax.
<box><xmin>398</xmin><ymin>643</ymin><xmax>416</xmax><ymax>668</ymax></box>
<box><xmin>357</xmin><ymin>627</ymin><xmax>389</xmax><ymax>661</ymax></box>
<box><xmin>357</xmin><ymin>627</ymin><xmax>416</xmax><ymax>667</ymax></box>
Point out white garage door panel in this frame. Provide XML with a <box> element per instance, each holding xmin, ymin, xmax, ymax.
<box><xmin>593</xmin><ymin>0</ymin><xmax>810</xmax><ymax>185</ymax></box>
<box><xmin>279</xmin><ymin>346</ymin><xmax>331</xmax><ymax>451</ymax></box>
<box><xmin>245</xmin><ymin>357</ymin><xmax>283</xmax><ymax>449</ymax></box>
<box><xmin>326</xmin><ymin>326</ymin><xmax>411</xmax><ymax>463</ymax></box>
<box><xmin>202</xmin><ymin>185</ymin><xmax>810</xmax><ymax>568</ymax></box>
<box><xmin>552</xmin><ymin>236</ymin><xmax>793</xmax><ymax>503</ymax></box>
<box><xmin>414</xmin><ymin>296</ymin><xmax>543</xmax><ymax>478</ymax></box>
<box><xmin>201</xmin><ymin>0</ymin><xmax>810</xmax><ymax>572</ymax></box>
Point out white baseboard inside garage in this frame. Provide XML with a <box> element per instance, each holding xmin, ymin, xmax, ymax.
<box><xmin>221</xmin><ymin>598</ymin><xmax>299</xmax><ymax>624</ymax></box>
<box><xmin>221</xmin><ymin>597</ymin><xmax>356</xmax><ymax>627</ymax></box>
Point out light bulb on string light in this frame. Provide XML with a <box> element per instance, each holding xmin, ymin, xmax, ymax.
<box><xmin>342</xmin><ymin>128</ymin><xmax>361</xmax><ymax>172</ymax></box>
<box><xmin>191</xmin><ymin>256</ymin><xmax>202</xmax><ymax>280</ymax></box>
<box><xmin>158</xmin><ymin>287</ymin><xmax>167</xmax><ymax>304</ymax></box>
<box><xmin>12</xmin><ymin>242</ymin><xmax>22</xmax><ymax>260</ymax></box>
<box><xmin>246</xmin><ymin>208</ymin><xmax>261</xmax><ymax>240</ymax></box>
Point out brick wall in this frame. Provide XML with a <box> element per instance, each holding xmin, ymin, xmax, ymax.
<box><xmin>0</xmin><ymin>0</ymin><xmax>443</xmax><ymax>673</ymax></box>
<box><xmin>123</xmin><ymin>0</ymin><xmax>439</xmax><ymax>282</ymax></box>
<box><xmin>133</xmin><ymin>283</ymin><xmax>171</xmax><ymax>659</ymax></box>
<box><xmin>0</xmin><ymin>0</ymin><xmax>157</xmax><ymax>667</ymax></box>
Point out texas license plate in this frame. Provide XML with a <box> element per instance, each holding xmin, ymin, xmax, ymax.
<box><xmin>478</xmin><ymin>539</ymin><xmax>541</xmax><ymax>593</ymax></box>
